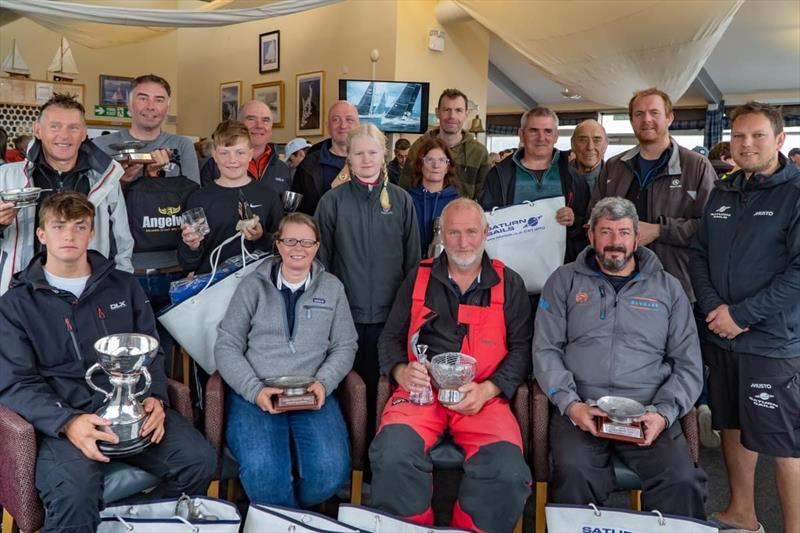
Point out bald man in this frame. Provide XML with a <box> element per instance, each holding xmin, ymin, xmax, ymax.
<box><xmin>199</xmin><ymin>100</ymin><xmax>291</xmax><ymax>195</ymax></box>
<box><xmin>290</xmin><ymin>100</ymin><xmax>360</xmax><ymax>214</ymax></box>
<box><xmin>570</xmin><ymin>119</ymin><xmax>608</xmax><ymax>191</ymax></box>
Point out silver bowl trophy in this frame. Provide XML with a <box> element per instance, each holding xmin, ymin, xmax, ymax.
<box><xmin>0</xmin><ymin>187</ymin><xmax>52</xmax><ymax>208</ymax></box>
<box><xmin>430</xmin><ymin>352</ymin><xmax>477</xmax><ymax>405</ymax></box>
<box><xmin>409</xmin><ymin>344</ymin><xmax>433</xmax><ymax>405</ymax></box>
<box><xmin>592</xmin><ymin>396</ymin><xmax>647</xmax><ymax>444</ymax></box>
<box><xmin>263</xmin><ymin>376</ymin><xmax>318</xmax><ymax>412</ymax></box>
<box><xmin>85</xmin><ymin>334</ymin><xmax>159</xmax><ymax>457</ymax></box>
<box><xmin>281</xmin><ymin>191</ymin><xmax>303</xmax><ymax>213</ymax></box>
<box><xmin>108</xmin><ymin>141</ymin><xmax>155</xmax><ymax>164</ymax></box>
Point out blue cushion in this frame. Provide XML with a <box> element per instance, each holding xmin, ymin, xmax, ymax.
<box><xmin>101</xmin><ymin>462</ymin><xmax>160</xmax><ymax>505</ymax></box>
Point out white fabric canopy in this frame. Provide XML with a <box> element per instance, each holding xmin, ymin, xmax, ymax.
<box><xmin>450</xmin><ymin>0</ymin><xmax>744</xmax><ymax>107</ymax></box>
<box><xmin>0</xmin><ymin>0</ymin><xmax>339</xmax><ymax>48</ymax></box>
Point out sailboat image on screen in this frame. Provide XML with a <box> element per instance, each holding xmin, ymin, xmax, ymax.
<box><xmin>340</xmin><ymin>79</ymin><xmax>430</xmax><ymax>134</ymax></box>
<box><xmin>48</xmin><ymin>36</ymin><xmax>79</xmax><ymax>82</ymax></box>
<box><xmin>2</xmin><ymin>40</ymin><xmax>30</xmax><ymax>78</ymax></box>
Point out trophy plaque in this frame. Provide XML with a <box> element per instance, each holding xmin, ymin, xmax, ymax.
<box><xmin>85</xmin><ymin>333</ymin><xmax>159</xmax><ymax>457</ymax></box>
<box><xmin>430</xmin><ymin>352</ymin><xmax>477</xmax><ymax>405</ymax></box>
<box><xmin>594</xmin><ymin>396</ymin><xmax>646</xmax><ymax>444</ymax></box>
<box><xmin>109</xmin><ymin>141</ymin><xmax>155</xmax><ymax>164</ymax></box>
<box><xmin>264</xmin><ymin>376</ymin><xmax>318</xmax><ymax>412</ymax></box>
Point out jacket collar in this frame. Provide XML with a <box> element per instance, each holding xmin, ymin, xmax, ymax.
<box><xmin>258</xmin><ymin>255</ymin><xmax>326</xmax><ymax>291</ymax></box>
<box><xmin>430</xmin><ymin>252</ymin><xmax>500</xmax><ymax>290</ymax></box>
<box><xmin>620</xmin><ymin>137</ymin><xmax>681</xmax><ymax>175</ymax></box>
<box><xmin>716</xmin><ymin>153</ymin><xmax>799</xmax><ymax>191</ymax></box>
<box><xmin>28</xmin><ymin>137</ymin><xmax>115</xmax><ymax>177</ymax></box>
<box><xmin>10</xmin><ymin>250</ymin><xmax>116</xmax><ymax>297</ymax></box>
<box><xmin>574</xmin><ymin>245</ymin><xmax>663</xmax><ymax>278</ymax></box>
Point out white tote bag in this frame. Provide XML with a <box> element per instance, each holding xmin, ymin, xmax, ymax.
<box><xmin>337</xmin><ymin>504</ymin><xmax>471</xmax><ymax>533</ymax></box>
<box><xmin>244</xmin><ymin>503</ymin><xmax>361</xmax><ymax>533</ymax></box>
<box><xmin>158</xmin><ymin>234</ymin><xmax>270</xmax><ymax>374</ymax></box>
<box><xmin>545</xmin><ymin>503</ymin><xmax>719</xmax><ymax>533</ymax></box>
<box><xmin>98</xmin><ymin>496</ymin><xmax>241</xmax><ymax>533</ymax></box>
<box><xmin>484</xmin><ymin>198</ymin><xmax>566</xmax><ymax>294</ymax></box>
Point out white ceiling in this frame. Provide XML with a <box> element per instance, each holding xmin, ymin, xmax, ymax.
<box><xmin>487</xmin><ymin>0</ymin><xmax>800</xmax><ymax>112</ymax></box>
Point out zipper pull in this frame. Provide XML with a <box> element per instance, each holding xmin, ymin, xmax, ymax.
<box><xmin>96</xmin><ymin>306</ymin><xmax>109</xmax><ymax>336</ymax></box>
<box><xmin>64</xmin><ymin>318</ymin><xmax>83</xmax><ymax>361</ymax></box>
<box><xmin>599</xmin><ymin>287</ymin><xmax>606</xmax><ymax>320</ymax></box>
<box><xmin>288</xmin><ymin>340</ymin><xmax>296</xmax><ymax>354</ymax></box>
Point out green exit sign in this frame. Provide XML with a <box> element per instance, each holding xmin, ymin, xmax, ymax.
<box><xmin>94</xmin><ymin>105</ymin><xmax>130</xmax><ymax>118</ymax></box>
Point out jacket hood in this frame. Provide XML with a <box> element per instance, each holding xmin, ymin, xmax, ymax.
<box><xmin>574</xmin><ymin>244</ymin><xmax>664</xmax><ymax>278</ymax></box>
<box><xmin>408</xmin><ymin>184</ymin><xmax>459</xmax><ymax>202</ymax></box>
<box><xmin>10</xmin><ymin>250</ymin><xmax>117</xmax><ymax>295</ymax></box>
<box><xmin>715</xmin><ymin>153</ymin><xmax>800</xmax><ymax>191</ymax></box>
<box><xmin>424</xmin><ymin>128</ymin><xmax>476</xmax><ymax>147</ymax></box>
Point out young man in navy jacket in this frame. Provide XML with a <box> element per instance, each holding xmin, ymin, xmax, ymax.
<box><xmin>0</xmin><ymin>192</ymin><xmax>215</xmax><ymax>533</ymax></box>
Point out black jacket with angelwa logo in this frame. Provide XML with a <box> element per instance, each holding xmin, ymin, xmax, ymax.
<box><xmin>0</xmin><ymin>251</ymin><xmax>168</xmax><ymax>437</ymax></box>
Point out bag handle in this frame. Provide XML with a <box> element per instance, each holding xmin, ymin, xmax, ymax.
<box><xmin>200</xmin><ymin>232</ymin><xmax>260</xmax><ymax>294</ymax></box>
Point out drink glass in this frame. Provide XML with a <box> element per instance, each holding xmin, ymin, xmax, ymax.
<box><xmin>409</xmin><ymin>344</ymin><xmax>434</xmax><ymax>405</ymax></box>
<box><xmin>182</xmin><ymin>207</ymin><xmax>210</xmax><ymax>236</ymax></box>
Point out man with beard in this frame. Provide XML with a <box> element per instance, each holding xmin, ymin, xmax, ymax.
<box><xmin>370</xmin><ymin>198</ymin><xmax>532</xmax><ymax>532</ymax></box>
<box><xmin>690</xmin><ymin>102</ymin><xmax>800</xmax><ymax>533</ymax></box>
<box><xmin>533</xmin><ymin>196</ymin><xmax>707</xmax><ymax>518</ymax></box>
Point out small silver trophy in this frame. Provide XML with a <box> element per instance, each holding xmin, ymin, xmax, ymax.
<box><xmin>85</xmin><ymin>334</ymin><xmax>159</xmax><ymax>457</ymax></box>
<box><xmin>409</xmin><ymin>344</ymin><xmax>433</xmax><ymax>405</ymax></box>
<box><xmin>108</xmin><ymin>141</ymin><xmax>155</xmax><ymax>164</ymax></box>
<box><xmin>281</xmin><ymin>191</ymin><xmax>303</xmax><ymax>213</ymax></box>
<box><xmin>427</xmin><ymin>217</ymin><xmax>445</xmax><ymax>258</ymax></box>
<box><xmin>430</xmin><ymin>352</ymin><xmax>477</xmax><ymax>405</ymax></box>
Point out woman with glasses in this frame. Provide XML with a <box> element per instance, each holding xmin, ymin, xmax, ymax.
<box><xmin>315</xmin><ymin>123</ymin><xmax>420</xmax><ymax>439</ymax></box>
<box><xmin>408</xmin><ymin>138</ymin><xmax>460</xmax><ymax>257</ymax></box>
<box><xmin>214</xmin><ymin>212</ymin><xmax>357</xmax><ymax>508</ymax></box>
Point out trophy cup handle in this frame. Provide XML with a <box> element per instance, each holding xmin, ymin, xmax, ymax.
<box><xmin>133</xmin><ymin>367</ymin><xmax>152</xmax><ymax>400</ymax></box>
<box><xmin>85</xmin><ymin>363</ymin><xmax>112</xmax><ymax>400</ymax></box>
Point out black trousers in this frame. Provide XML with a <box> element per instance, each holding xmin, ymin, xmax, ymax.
<box><xmin>35</xmin><ymin>409</ymin><xmax>216</xmax><ymax>533</ymax></box>
<box><xmin>548</xmin><ymin>412</ymin><xmax>708</xmax><ymax>519</ymax></box>
<box><xmin>354</xmin><ymin>322</ymin><xmax>385</xmax><ymax>443</ymax></box>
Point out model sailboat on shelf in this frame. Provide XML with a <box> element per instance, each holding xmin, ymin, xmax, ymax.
<box><xmin>2</xmin><ymin>40</ymin><xmax>31</xmax><ymax>78</ymax></box>
<box><xmin>48</xmin><ymin>36</ymin><xmax>79</xmax><ymax>82</ymax></box>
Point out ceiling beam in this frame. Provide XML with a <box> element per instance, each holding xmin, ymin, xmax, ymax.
<box><xmin>691</xmin><ymin>67</ymin><xmax>723</xmax><ymax>104</ymax></box>
<box><xmin>488</xmin><ymin>61</ymin><xmax>538</xmax><ymax>110</ymax></box>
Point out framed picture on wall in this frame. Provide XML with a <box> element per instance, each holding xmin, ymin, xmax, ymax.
<box><xmin>99</xmin><ymin>75</ymin><xmax>133</xmax><ymax>106</ymax></box>
<box><xmin>252</xmin><ymin>81</ymin><xmax>284</xmax><ymax>128</ymax></box>
<box><xmin>296</xmin><ymin>70</ymin><xmax>324</xmax><ymax>136</ymax></box>
<box><xmin>259</xmin><ymin>30</ymin><xmax>280</xmax><ymax>73</ymax></box>
<box><xmin>220</xmin><ymin>81</ymin><xmax>241</xmax><ymax>121</ymax></box>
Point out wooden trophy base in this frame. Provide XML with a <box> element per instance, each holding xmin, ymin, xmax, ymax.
<box><xmin>118</xmin><ymin>153</ymin><xmax>155</xmax><ymax>164</ymax></box>
<box><xmin>596</xmin><ymin>416</ymin><xmax>646</xmax><ymax>444</ymax></box>
<box><xmin>274</xmin><ymin>393</ymin><xmax>318</xmax><ymax>413</ymax></box>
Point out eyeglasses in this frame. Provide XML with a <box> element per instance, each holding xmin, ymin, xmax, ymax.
<box><xmin>277</xmin><ymin>238</ymin><xmax>318</xmax><ymax>248</ymax></box>
<box><xmin>423</xmin><ymin>157</ymin><xmax>449</xmax><ymax>166</ymax></box>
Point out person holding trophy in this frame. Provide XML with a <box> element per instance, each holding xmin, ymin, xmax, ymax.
<box><xmin>0</xmin><ymin>192</ymin><xmax>215</xmax><ymax>533</ymax></box>
<box><xmin>214</xmin><ymin>212</ymin><xmax>357</xmax><ymax>508</ymax></box>
<box><xmin>369</xmin><ymin>198</ymin><xmax>532</xmax><ymax>533</ymax></box>
<box><xmin>532</xmin><ymin>196</ymin><xmax>707</xmax><ymax>518</ymax></box>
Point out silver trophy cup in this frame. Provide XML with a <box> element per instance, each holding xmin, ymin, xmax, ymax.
<box><xmin>85</xmin><ymin>334</ymin><xmax>159</xmax><ymax>457</ymax></box>
<box><xmin>430</xmin><ymin>352</ymin><xmax>477</xmax><ymax>405</ymax></box>
<box><xmin>281</xmin><ymin>191</ymin><xmax>303</xmax><ymax>213</ymax></box>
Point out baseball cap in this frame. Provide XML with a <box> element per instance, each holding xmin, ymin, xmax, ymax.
<box><xmin>285</xmin><ymin>138</ymin><xmax>312</xmax><ymax>159</ymax></box>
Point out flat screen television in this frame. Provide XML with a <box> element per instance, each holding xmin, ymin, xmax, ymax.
<box><xmin>338</xmin><ymin>79</ymin><xmax>430</xmax><ymax>134</ymax></box>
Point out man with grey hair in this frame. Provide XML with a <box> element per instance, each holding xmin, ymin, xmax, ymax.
<box><xmin>570</xmin><ymin>119</ymin><xmax>608</xmax><ymax>191</ymax></box>
<box><xmin>198</xmin><ymin>100</ymin><xmax>291</xmax><ymax>194</ymax></box>
<box><xmin>291</xmin><ymin>100</ymin><xmax>360</xmax><ymax>214</ymax></box>
<box><xmin>481</xmin><ymin>106</ymin><xmax>591</xmax><ymax>263</ymax></box>
<box><xmin>533</xmin><ymin>196</ymin><xmax>707</xmax><ymax>518</ymax></box>
<box><xmin>372</xmin><ymin>197</ymin><xmax>532</xmax><ymax>532</ymax></box>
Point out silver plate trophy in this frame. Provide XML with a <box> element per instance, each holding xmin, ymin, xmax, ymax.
<box><xmin>108</xmin><ymin>141</ymin><xmax>155</xmax><ymax>164</ymax></box>
<box><xmin>280</xmin><ymin>191</ymin><xmax>303</xmax><ymax>213</ymax></box>
<box><xmin>0</xmin><ymin>187</ymin><xmax>52</xmax><ymax>208</ymax></box>
<box><xmin>593</xmin><ymin>395</ymin><xmax>647</xmax><ymax>443</ymax></box>
<box><xmin>430</xmin><ymin>352</ymin><xmax>477</xmax><ymax>405</ymax></box>
<box><xmin>85</xmin><ymin>334</ymin><xmax>159</xmax><ymax>457</ymax></box>
<box><xmin>263</xmin><ymin>376</ymin><xmax>318</xmax><ymax>412</ymax></box>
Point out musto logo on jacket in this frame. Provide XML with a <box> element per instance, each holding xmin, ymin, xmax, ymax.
<box><xmin>142</xmin><ymin>205</ymin><xmax>183</xmax><ymax>233</ymax></box>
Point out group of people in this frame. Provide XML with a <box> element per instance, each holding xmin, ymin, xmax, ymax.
<box><xmin>0</xmin><ymin>72</ymin><xmax>797</xmax><ymax>533</ymax></box>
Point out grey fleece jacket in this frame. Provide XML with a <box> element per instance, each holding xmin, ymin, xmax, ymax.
<box><xmin>214</xmin><ymin>257</ymin><xmax>357</xmax><ymax>404</ymax></box>
<box><xmin>532</xmin><ymin>246</ymin><xmax>702</xmax><ymax>427</ymax></box>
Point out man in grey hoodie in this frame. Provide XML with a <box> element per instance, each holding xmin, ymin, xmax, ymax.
<box><xmin>533</xmin><ymin>197</ymin><xmax>707</xmax><ymax>518</ymax></box>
